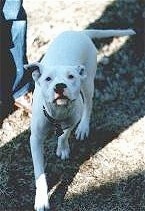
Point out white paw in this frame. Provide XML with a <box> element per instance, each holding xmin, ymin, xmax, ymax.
<box><xmin>56</xmin><ymin>144</ymin><xmax>70</xmax><ymax>160</ymax></box>
<box><xmin>35</xmin><ymin>190</ymin><xmax>50</xmax><ymax>211</ymax></box>
<box><xmin>75</xmin><ymin>120</ymin><xmax>89</xmax><ymax>140</ymax></box>
<box><xmin>35</xmin><ymin>174</ymin><xmax>50</xmax><ymax>211</ymax></box>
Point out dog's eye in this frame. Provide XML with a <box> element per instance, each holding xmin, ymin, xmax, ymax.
<box><xmin>46</xmin><ymin>77</ymin><xmax>51</xmax><ymax>81</ymax></box>
<box><xmin>68</xmin><ymin>74</ymin><xmax>74</xmax><ymax>79</ymax></box>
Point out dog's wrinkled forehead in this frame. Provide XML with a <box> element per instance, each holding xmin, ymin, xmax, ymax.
<box><xmin>44</xmin><ymin>65</ymin><xmax>73</xmax><ymax>77</ymax></box>
<box><xmin>38</xmin><ymin>64</ymin><xmax>86</xmax><ymax>84</ymax></box>
<box><xmin>42</xmin><ymin>65</ymin><xmax>85</xmax><ymax>78</ymax></box>
<box><xmin>24</xmin><ymin>62</ymin><xmax>86</xmax><ymax>83</ymax></box>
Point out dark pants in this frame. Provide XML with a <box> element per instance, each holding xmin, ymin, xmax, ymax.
<box><xmin>0</xmin><ymin>0</ymin><xmax>33</xmax><ymax>119</ymax></box>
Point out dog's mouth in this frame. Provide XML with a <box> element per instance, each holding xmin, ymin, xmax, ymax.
<box><xmin>53</xmin><ymin>93</ymin><xmax>70</xmax><ymax>106</ymax></box>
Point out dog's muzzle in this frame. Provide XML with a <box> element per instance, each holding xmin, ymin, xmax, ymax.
<box><xmin>53</xmin><ymin>83</ymin><xmax>69</xmax><ymax>106</ymax></box>
<box><xmin>54</xmin><ymin>83</ymin><xmax>67</xmax><ymax>93</ymax></box>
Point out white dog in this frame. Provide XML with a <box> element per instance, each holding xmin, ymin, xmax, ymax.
<box><xmin>25</xmin><ymin>29</ymin><xmax>135</xmax><ymax>210</ymax></box>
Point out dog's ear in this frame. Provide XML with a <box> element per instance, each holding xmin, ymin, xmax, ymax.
<box><xmin>24</xmin><ymin>62</ymin><xmax>42</xmax><ymax>82</ymax></box>
<box><xmin>77</xmin><ymin>65</ymin><xmax>86</xmax><ymax>79</ymax></box>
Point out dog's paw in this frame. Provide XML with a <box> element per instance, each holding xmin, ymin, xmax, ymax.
<box><xmin>56</xmin><ymin>143</ymin><xmax>70</xmax><ymax>160</ymax></box>
<box><xmin>35</xmin><ymin>174</ymin><xmax>50</xmax><ymax>211</ymax></box>
<box><xmin>35</xmin><ymin>189</ymin><xmax>50</xmax><ymax>211</ymax></box>
<box><xmin>75</xmin><ymin>120</ymin><xmax>89</xmax><ymax>140</ymax></box>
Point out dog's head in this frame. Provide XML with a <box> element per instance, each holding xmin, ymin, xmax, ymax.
<box><xmin>25</xmin><ymin>62</ymin><xmax>86</xmax><ymax>106</ymax></box>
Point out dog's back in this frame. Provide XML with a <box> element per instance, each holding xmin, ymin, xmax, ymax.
<box><xmin>41</xmin><ymin>31</ymin><xmax>97</xmax><ymax>66</ymax></box>
<box><xmin>41</xmin><ymin>29</ymin><xmax>135</xmax><ymax>66</ymax></box>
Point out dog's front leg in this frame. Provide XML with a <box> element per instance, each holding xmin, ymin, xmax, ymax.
<box><xmin>75</xmin><ymin>80</ymin><xmax>94</xmax><ymax>140</ymax></box>
<box><xmin>30</xmin><ymin>132</ymin><xmax>50</xmax><ymax>211</ymax></box>
<box><xmin>56</xmin><ymin>128</ymin><xmax>72</xmax><ymax>160</ymax></box>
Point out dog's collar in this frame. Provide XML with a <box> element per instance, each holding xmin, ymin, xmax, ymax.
<box><xmin>80</xmin><ymin>91</ymin><xmax>84</xmax><ymax>102</ymax></box>
<box><xmin>43</xmin><ymin>105</ymin><xmax>68</xmax><ymax>137</ymax></box>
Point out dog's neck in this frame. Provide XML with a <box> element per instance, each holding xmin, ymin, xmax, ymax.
<box><xmin>43</xmin><ymin>100</ymin><xmax>76</xmax><ymax>121</ymax></box>
<box><xmin>43</xmin><ymin>93</ymin><xmax>83</xmax><ymax>128</ymax></box>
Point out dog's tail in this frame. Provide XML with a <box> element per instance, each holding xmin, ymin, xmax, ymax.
<box><xmin>84</xmin><ymin>29</ymin><xmax>136</xmax><ymax>39</ymax></box>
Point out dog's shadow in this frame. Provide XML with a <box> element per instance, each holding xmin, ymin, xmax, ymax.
<box><xmin>0</xmin><ymin>0</ymin><xmax>145</xmax><ymax>210</ymax></box>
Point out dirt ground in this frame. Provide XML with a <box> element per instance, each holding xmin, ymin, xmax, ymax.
<box><xmin>0</xmin><ymin>0</ymin><xmax>145</xmax><ymax>210</ymax></box>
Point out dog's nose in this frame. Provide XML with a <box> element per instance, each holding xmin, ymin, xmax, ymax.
<box><xmin>54</xmin><ymin>83</ymin><xmax>67</xmax><ymax>93</ymax></box>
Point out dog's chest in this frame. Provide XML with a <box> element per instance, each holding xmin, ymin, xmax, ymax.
<box><xmin>46</xmin><ymin>104</ymin><xmax>75</xmax><ymax>129</ymax></box>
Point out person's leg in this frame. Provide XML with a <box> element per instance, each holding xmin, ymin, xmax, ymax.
<box><xmin>11</xmin><ymin>20</ymin><xmax>30</xmax><ymax>99</ymax></box>
<box><xmin>0</xmin><ymin>12</ymin><xmax>16</xmax><ymax>125</ymax></box>
<box><xmin>0</xmin><ymin>0</ymin><xmax>33</xmax><ymax>126</ymax></box>
<box><xmin>11</xmin><ymin>6</ymin><xmax>34</xmax><ymax>112</ymax></box>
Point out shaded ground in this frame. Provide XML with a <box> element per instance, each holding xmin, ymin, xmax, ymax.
<box><xmin>0</xmin><ymin>1</ymin><xmax>145</xmax><ymax>210</ymax></box>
